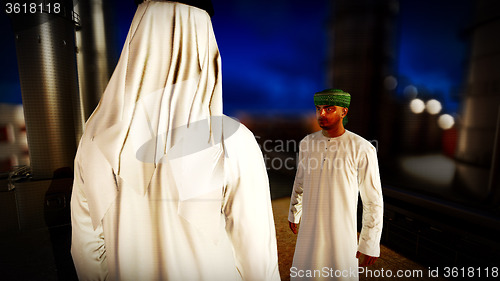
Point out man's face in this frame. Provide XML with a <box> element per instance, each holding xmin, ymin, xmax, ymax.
<box><xmin>315</xmin><ymin>105</ymin><xmax>345</xmax><ymax>130</ymax></box>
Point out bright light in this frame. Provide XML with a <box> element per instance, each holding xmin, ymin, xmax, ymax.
<box><xmin>384</xmin><ymin>75</ymin><xmax>398</xmax><ymax>90</ymax></box>
<box><xmin>438</xmin><ymin>114</ymin><xmax>455</xmax><ymax>129</ymax></box>
<box><xmin>404</xmin><ymin>85</ymin><xmax>418</xmax><ymax>99</ymax></box>
<box><xmin>409</xmin><ymin>98</ymin><xmax>425</xmax><ymax>114</ymax></box>
<box><xmin>426</xmin><ymin>99</ymin><xmax>442</xmax><ymax>115</ymax></box>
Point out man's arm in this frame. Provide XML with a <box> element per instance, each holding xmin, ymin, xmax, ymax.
<box><xmin>357</xmin><ymin>145</ymin><xmax>384</xmax><ymax>261</ymax></box>
<box><xmin>222</xmin><ymin>127</ymin><xmax>280</xmax><ymax>281</ymax></box>
<box><xmin>70</xmin><ymin>159</ymin><xmax>108</xmax><ymax>281</ymax></box>
<box><xmin>288</xmin><ymin>140</ymin><xmax>306</xmax><ymax>232</ymax></box>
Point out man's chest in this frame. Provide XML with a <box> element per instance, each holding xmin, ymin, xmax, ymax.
<box><xmin>305</xmin><ymin>143</ymin><xmax>357</xmax><ymax>179</ymax></box>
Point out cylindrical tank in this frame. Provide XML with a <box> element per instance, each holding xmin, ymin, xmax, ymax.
<box><xmin>74</xmin><ymin>0</ymin><xmax>117</xmax><ymax>120</ymax></box>
<box><xmin>329</xmin><ymin>0</ymin><xmax>399</xmax><ymax>161</ymax></box>
<box><xmin>9</xmin><ymin>0</ymin><xmax>83</xmax><ymax>180</ymax></box>
<box><xmin>455</xmin><ymin>0</ymin><xmax>500</xmax><ymax>202</ymax></box>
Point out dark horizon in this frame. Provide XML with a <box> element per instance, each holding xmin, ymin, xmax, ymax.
<box><xmin>1</xmin><ymin>0</ymin><xmax>471</xmax><ymax>117</ymax></box>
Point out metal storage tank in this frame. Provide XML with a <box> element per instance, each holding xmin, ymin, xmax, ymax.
<box><xmin>74</xmin><ymin>0</ymin><xmax>117</xmax><ymax>120</ymax></box>
<box><xmin>454</xmin><ymin>0</ymin><xmax>500</xmax><ymax>204</ymax></box>
<box><xmin>9</xmin><ymin>0</ymin><xmax>83</xmax><ymax>179</ymax></box>
<box><xmin>328</xmin><ymin>0</ymin><xmax>399</xmax><ymax>161</ymax></box>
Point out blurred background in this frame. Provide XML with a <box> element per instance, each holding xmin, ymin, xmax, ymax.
<box><xmin>1</xmin><ymin>0</ymin><xmax>499</xmax><ymax>280</ymax></box>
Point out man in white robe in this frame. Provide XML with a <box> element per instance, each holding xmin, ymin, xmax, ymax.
<box><xmin>70</xmin><ymin>1</ymin><xmax>280</xmax><ymax>280</ymax></box>
<box><xmin>288</xmin><ymin>89</ymin><xmax>383</xmax><ymax>281</ymax></box>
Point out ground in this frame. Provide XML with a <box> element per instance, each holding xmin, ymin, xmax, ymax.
<box><xmin>272</xmin><ymin>197</ymin><xmax>449</xmax><ymax>281</ymax></box>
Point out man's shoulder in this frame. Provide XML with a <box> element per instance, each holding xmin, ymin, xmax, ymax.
<box><xmin>221</xmin><ymin>117</ymin><xmax>265</xmax><ymax>164</ymax></box>
<box><xmin>222</xmin><ymin>116</ymin><xmax>258</xmax><ymax>148</ymax></box>
<box><xmin>345</xmin><ymin>130</ymin><xmax>377</xmax><ymax>151</ymax></box>
<box><xmin>300</xmin><ymin>131</ymin><xmax>322</xmax><ymax>143</ymax></box>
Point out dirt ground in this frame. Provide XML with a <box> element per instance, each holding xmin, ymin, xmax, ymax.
<box><xmin>272</xmin><ymin>197</ymin><xmax>448</xmax><ymax>281</ymax></box>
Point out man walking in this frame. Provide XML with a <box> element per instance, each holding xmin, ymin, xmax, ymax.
<box><xmin>288</xmin><ymin>89</ymin><xmax>383</xmax><ymax>280</ymax></box>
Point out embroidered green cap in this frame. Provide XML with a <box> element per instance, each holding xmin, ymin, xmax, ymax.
<box><xmin>313</xmin><ymin>89</ymin><xmax>351</xmax><ymax>108</ymax></box>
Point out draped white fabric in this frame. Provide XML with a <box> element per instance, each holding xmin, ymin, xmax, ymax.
<box><xmin>71</xmin><ymin>2</ymin><xmax>280</xmax><ymax>280</ymax></box>
<box><xmin>288</xmin><ymin>130</ymin><xmax>383</xmax><ymax>281</ymax></box>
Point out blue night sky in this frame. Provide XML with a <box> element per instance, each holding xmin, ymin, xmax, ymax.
<box><xmin>395</xmin><ymin>0</ymin><xmax>472</xmax><ymax>114</ymax></box>
<box><xmin>0</xmin><ymin>0</ymin><xmax>472</xmax><ymax>116</ymax></box>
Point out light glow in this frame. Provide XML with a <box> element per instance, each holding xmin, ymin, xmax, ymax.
<box><xmin>426</xmin><ymin>99</ymin><xmax>442</xmax><ymax>115</ymax></box>
<box><xmin>438</xmin><ymin>114</ymin><xmax>454</xmax><ymax>129</ymax></box>
<box><xmin>404</xmin><ymin>85</ymin><xmax>418</xmax><ymax>99</ymax></box>
<box><xmin>409</xmin><ymin>98</ymin><xmax>425</xmax><ymax>114</ymax></box>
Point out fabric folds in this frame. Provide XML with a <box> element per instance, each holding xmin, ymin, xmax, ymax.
<box><xmin>71</xmin><ymin>2</ymin><xmax>280</xmax><ymax>280</ymax></box>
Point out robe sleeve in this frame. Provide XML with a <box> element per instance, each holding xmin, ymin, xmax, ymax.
<box><xmin>288</xmin><ymin>139</ymin><xmax>306</xmax><ymax>224</ymax></box>
<box><xmin>222</xmin><ymin>127</ymin><xmax>280</xmax><ymax>281</ymax></box>
<box><xmin>357</xmin><ymin>144</ymin><xmax>384</xmax><ymax>257</ymax></box>
<box><xmin>70</xmin><ymin>156</ymin><xmax>109</xmax><ymax>281</ymax></box>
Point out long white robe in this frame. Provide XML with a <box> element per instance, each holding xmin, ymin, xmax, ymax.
<box><xmin>70</xmin><ymin>1</ymin><xmax>280</xmax><ymax>280</ymax></box>
<box><xmin>288</xmin><ymin>130</ymin><xmax>383</xmax><ymax>281</ymax></box>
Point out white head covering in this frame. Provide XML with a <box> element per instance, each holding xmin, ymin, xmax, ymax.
<box><xmin>82</xmin><ymin>1</ymin><xmax>228</xmax><ymax>233</ymax></box>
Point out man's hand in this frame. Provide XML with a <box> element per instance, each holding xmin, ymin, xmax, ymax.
<box><xmin>289</xmin><ymin>222</ymin><xmax>298</xmax><ymax>234</ymax></box>
<box><xmin>356</xmin><ymin>251</ymin><xmax>378</xmax><ymax>267</ymax></box>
